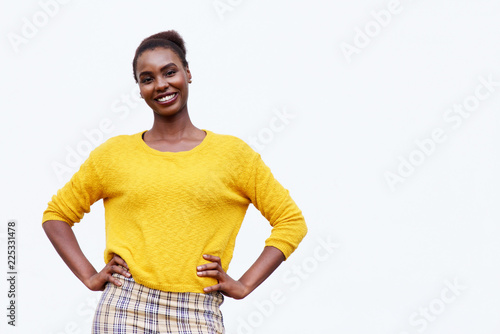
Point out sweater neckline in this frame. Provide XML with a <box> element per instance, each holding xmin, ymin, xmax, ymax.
<box><xmin>136</xmin><ymin>129</ymin><xmax>212</xmax><ymax>157</ymax></box>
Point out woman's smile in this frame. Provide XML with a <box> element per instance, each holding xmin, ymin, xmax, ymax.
<box><xmin>155</xmin><ymin>92</ymin><xmax>178</xmax><ymax>104</ymax></box>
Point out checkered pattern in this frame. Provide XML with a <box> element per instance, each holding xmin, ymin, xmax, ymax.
<box><xmin>92</xmin><ymin>273</ymin><xmax>225</xmax><ymax>333</ymax></box>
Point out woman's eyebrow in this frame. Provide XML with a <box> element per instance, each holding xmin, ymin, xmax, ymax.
<box><xmin>139</xmin><ymin>63</ymin><xmax>177</xmax><ymax>77</ymax></box>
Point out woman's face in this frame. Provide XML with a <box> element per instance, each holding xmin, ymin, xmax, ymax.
<box><xmin>136</xmin><ymin>47</ymin><xmax>192</xmax><ymax>117</ymax></box>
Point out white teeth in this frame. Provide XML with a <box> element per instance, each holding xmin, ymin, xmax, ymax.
<box><xmin>157</xmin><ymin>93</ymin><xmax>176</xmax><ymax>102</ymax></box>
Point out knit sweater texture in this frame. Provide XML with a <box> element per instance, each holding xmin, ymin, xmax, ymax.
<box><xmin>42</xmin><ymin>129</ymin><xmax>307</xmax><ymax>293</ymax></box>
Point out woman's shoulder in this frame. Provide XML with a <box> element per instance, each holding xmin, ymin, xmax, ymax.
<box><xmin>206</xmin><ymin>130</ymin><xmax>257</xmax><ymax>156</ymax></box>
<box><xmin>88</xmin><ymin>131</ymin><xmax>142</xmax><ymax>158</ymax></box>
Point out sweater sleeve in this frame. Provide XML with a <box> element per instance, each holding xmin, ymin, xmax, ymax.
<box><xmin>242</xmin><ymin>152</ymin><xmax>307</xmax><ymax>260</ymax></box>
<box><xmin>42</xmin><ymin>152</ymin><xmax>104</xmax><ymax>227</ymax></box>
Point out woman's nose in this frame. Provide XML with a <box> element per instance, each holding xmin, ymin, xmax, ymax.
<box><xmin>156</xmin><ymin>77</ymin><xmax>169</xmax><ymax>90</ymax></box>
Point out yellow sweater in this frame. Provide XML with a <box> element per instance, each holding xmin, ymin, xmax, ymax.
<box><xmin>42</xmin><ymin>129</ymin><xmax>307</xmax><ymax>293</ymax></box>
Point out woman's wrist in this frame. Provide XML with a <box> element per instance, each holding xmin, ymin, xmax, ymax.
<box><xmin>80</xmin><ymin>269</ymin><xmax>98</xmax><ymax>289</ymax></box>
<box><xmin>235</xmin><ymin>246</ymin><xmax>285</xmax><ymax>298</ymax></box>
<box><xmin>236</xmin><ymin>279</ymin><xmax>254</xmax><ymax>299</ymax></box>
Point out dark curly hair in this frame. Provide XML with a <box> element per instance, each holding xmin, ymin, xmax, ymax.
<box><xmin>132</xmin><ymin>30</ymin><xmax>188</xmax><ymax>83</ymax></box>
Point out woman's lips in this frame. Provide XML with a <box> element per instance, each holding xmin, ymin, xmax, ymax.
<box><xmin>155</xmin><ymin>92</ymin><xmax>178</xmax><ymax>105</ymax></box>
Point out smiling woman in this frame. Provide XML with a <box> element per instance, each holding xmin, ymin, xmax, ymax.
<box><xmin>41</xmin><ymin>30</ymin><xmax>307</xmax><ymax>333</ymax></box>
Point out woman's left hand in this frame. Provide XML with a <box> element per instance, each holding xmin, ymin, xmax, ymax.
<box><xmin>197</xmin><ymin>254</ymin><xmax>249</xmax><ymax>299</ymax></box>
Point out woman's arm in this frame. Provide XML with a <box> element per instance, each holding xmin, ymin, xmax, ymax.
<box><xmin>42</xmin><ymin>220</ymin><xmax>130</xmax><ymax>291</ymax></box>
<box><xmin>197</xmin><ymin>144</ymin><xmax>307</xmax><ymax>299</ymax></box>
<box><xmin>197</xmin><ymin>246</ymin><xmax>285</xmax><ymax>299</ymax></box>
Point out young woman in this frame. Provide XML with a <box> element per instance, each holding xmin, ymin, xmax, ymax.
<box><xmin>42</xmin><ymin>30</ymin><xmax>307</xmax><ymax>333</ymax></box>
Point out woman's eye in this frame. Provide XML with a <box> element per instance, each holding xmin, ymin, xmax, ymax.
<box><xmin>166</xmin><ymin>70</ymin><xmax>176</xmax><ymax>76</ymax></box>
<box><xmin>141</xmin><ymin>77</ymin><xmax>152</xmax><ymax>84</ymax></box>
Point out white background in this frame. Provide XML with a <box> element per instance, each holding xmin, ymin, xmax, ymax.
<box><xmin>1</xmin><ymin>0</ymin><xmax>500</xmax><ymax>333</ymax></box>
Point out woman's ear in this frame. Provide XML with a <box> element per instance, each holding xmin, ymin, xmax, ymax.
<box><xmin>186</xmin><ymin>67</ymin><xmax>192</xmax><ymax>83</ymax></box>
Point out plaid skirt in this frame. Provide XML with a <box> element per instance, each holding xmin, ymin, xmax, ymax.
<box><xmin>92</xmin><ymin>272</ymin><xmax>225</xmax><ymax>333</ymax></box>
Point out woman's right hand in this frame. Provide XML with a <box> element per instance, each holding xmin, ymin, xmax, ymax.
<box><xmin>84</xmin><ymin>254</ymin><xmax>131</xmax><ymax>291</ymax></box>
